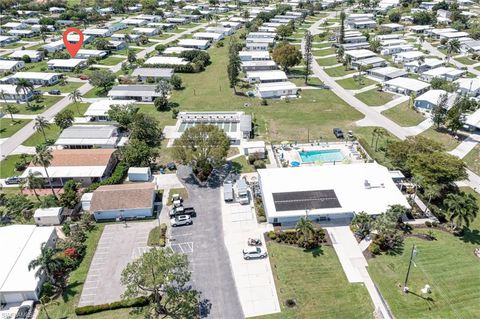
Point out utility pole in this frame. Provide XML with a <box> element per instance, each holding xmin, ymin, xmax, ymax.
<box><xmin>403</xmin><ymin>244</ymin><xmax>417</xmax><ymax>293</ymax></box>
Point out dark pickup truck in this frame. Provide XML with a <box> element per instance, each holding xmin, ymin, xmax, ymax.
<box><xmin>169</xmin><ymin>206</ymin><xmax>196</xmax><ymax>217</ymax></box>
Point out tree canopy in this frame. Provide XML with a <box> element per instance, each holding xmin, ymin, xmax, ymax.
<box><xmin>272</xmin><ymin>42</ymin><xmax>302</xmax><ymax>71</ymax></box>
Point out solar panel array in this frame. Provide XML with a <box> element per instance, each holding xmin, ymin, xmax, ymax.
<box><xmin>272</xmin><ymin>190</ymin><xmax>341</xmax><ymax>212</ymax></box>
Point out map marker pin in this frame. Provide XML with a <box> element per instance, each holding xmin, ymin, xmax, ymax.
<box><xmin>63</xmin><ymin>28</ymin><xmax>84</xmax><ymax>58</ymax></box>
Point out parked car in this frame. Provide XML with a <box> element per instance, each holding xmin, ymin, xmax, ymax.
<box><xmin>223</xmin><ymin>181</ymin><xmax>234</xmax><ymax>202</ymax></box>
<box><xmin>171</xmin><ymin>193</ymin><xmax>183</xmax><ymax>207</ymax></box>
<box><xmin>79</xmin><ymin>75</ymin><xmax>90</xmax><ymax>80</ymax></box>
<box><xmin>5</xmin><ymin>176</ymin><xmax>22</xmax><ymax>185</ymax></box>
<box><xmin>48</xmin><ymin>89</ymin><xmax>61</xmax><ymax>95</ymax></box>
<box><xmin>333</xmin><ymin>128</ymin><xmax>344</xmax><ymax>139</ymax></box>
<box><xmin>15</xmin><ymin>300</ymin><xmax>34</xmax><ymax>319</ymax></box>
<box><xmin>170</xmin><ymin>215</ymin><xmax>192</xmax><ymax>227</ymax></box>
<box><xmin>166</xmin><ymin>162</ymin><xmax>176</xmax><ymax>170</ymax></box>
<box><xmin>243</xmin><ymin>246</ymin><xmax>267</xmax><ymax>260</ymax></box>
<box><xmin>169</xmin><ymin>206</ymin><xmax>196</xmax><ymax>217</ymax></box>
<box><xmin>32</xmin><ymin>90</ymin><xmax>42</xmax><ymax>95</ymax></box>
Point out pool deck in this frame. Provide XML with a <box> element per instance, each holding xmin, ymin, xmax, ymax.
<box><xmin>274</xmin><ymin>142</ymin><xmax>366</xmax><ymax>167</ymax></box>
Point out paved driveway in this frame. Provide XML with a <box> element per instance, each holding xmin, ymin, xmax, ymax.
<box><xmin>78</xmin><ymin>221</ymin><xmax>157</xmax><ymax>307</ymax></box>
<box><xmin>220</xmin><ymin>193</ymin><xmax>280</xmax><ymax>318</ymax></box>
<box><xmin>169</xmin><ymin>166</ymin><xmax>243</xmax><ymax>319</ymax></box>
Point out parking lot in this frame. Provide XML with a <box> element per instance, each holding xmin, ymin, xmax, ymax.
<box><xmin>167</xmin><ymin>167</ymin><xmax>243</xmax><ymax>319</ymax></box>
<box><xmin>220</xmin><ymin>190</ymin><xmax>281</xmax><ymax>318</ymax></box>
<box><xmin>78</xmin><ymin>221</ymin><xmax>157</xmax><ymax>307</ymax></box>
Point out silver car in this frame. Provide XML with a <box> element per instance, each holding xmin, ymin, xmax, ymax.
<box><xmin>242</xmin><ymin>246</ymin><xmax>267</xmax><ymax>260</ymax></box>
<box><xmin>170</xmin><ymin>215</ymin><xmax>192</xmax><ymax>227</ymax></box>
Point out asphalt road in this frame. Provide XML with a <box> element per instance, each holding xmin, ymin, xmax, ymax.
<box><xmin>170</xmin><ymin>166</ymin><xmax>244</xmax><ymax>319</ymax></box>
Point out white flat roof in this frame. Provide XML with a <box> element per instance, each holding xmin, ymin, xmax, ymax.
<box><xmin>256</xmin><ymin>81</ymin><xmax>297</xmax><ymax>91</ymax></box>
<box><xmin>385</xmin><ymin>77</ymin><xmax>430</xmax><ymax>91</ymax></box>
<box><xmin>34</xmin><ymin>207</ymin><xmax>62</xmax><ymax>218</ymax></box>
<box><xmin>47</xmin><ymin>59</ymin><xmax>87</xmax><ymax>67</ymax></box>
<box><xmin>259</xmin><ymin>163</ymin><xmax>410</xmax><ymax>219</ymax></box>
<box><xmin>0</xmin><ymin>225</ymin><xmax>55</xmax><ymax>293</ymax></box>
<box><xmin>247</xmin><ymin>70</ymin><xmax>287</xmax><ymax>81</ymax></box>
<box><xmin>22</xmin><ymin>166</ymin><xmax>109</xmax><ymax>178</ymax></box>
<box><xmin>84</xmin><ymin>99</ymin><xmax>134</xmax><ymax>117</ymax></box>
<box><xmin>145</xmin><ymin>56</ymin><xmax>188</xmax><ymax>65</ymax></box>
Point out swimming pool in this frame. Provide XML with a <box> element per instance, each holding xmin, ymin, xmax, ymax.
<box><xmin>298</xmin><ymin>149</ymin><xmax>344</xmax><ymax>163</ymax></box>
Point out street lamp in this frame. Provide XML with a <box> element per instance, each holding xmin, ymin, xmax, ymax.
<box><xmin>403</xmin><ymin>244</ymin><xmax>417</xmax><ymax>293</ymax></box>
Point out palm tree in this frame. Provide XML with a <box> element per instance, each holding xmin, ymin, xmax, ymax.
<box><xmin>446</xmin><ymin>39</ymin><xmax>460</xmax><ymax>64</ymax></box>
<box><xmin>295</xmin><ymin>216</ymin><xmax>315</xmax><ymax>247</ymax></box>
<box><xmin>344</xmin><ymin>54</ymin><xmax>352</xmax><ymax>71</ymax></box>
<box><xmin>124</xmin><ymin>34</ymin><xmax>131</xmax><ymax>48</ymax></box>
<box><xmin>15</xmin><ymin>79</ymin><xmax>34</xmax><ymax>107</ymax></box>
<box><xmin>26</xmin><ymin>171</ymin><xmax>45</xmax><ymax>200</ymax></box>
<box><xmin>4</xmin><ymin>104</ymin><xmax>19</xmax><ymax>122</ymax></box>
<box><xmin>68</xmin><ymin>89</ymin><xmax>82</xmax><ymax>115</ymax></box>
<box><xmin>32</xmin><ymin>145</ymin><xmax>57</xmax><ymax>199</ymax></box>
<box><xmin>372</xmin><ymin>127</ymin><xmax>387</xmax><ymax>151</ymax></box>
<box><xmin>34</xmin><ymin>116</ymin><xmax>51</xmax><ymax>144</ymax></box>
<box><xmin>28</xmin><ymin>243</ymin><xmax>62</xmax><ymax>287</ymax></box>
<box><xmin>409</xmin><ymin>91</ymin><xmax>416</xmax><ymax>110</ymax></box>
<box><xmin>444</xmin><ymin>192</ymin><xmax>478</xmax><ymax>231</ymax></box>
<box><xmin>0</xmin><ymin>89</ymin><xmax>8</xmax><ymax>104</ymax></box>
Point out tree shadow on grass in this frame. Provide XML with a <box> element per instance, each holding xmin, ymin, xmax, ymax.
<box><xmin>384</xmin><ymin>243</ymin><xmax>405</xmax><ymax>257</ymax></box>
<box><xmin>459</xmin><ymin>228</ymin><xmax>480</xmax><ymax>245</ymax></box>
<box><xmin>61</xmin><ymin>280</ymin><xmax>83</xmax><ymax>303</ymax></box>
<box><xmin>407</xmin><ymin>291</ymin><xmax>436</xmax><ymax>311</ymax></box>
<box><xmin>304</xmin><ymin>246</ymin><xmax>324</xmax><ymax>258</ymax></box>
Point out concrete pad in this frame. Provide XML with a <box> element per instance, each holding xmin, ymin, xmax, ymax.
<box><xmin>220</xmin><ymin>188</ymin><xmax>280</xmax><ymax>318</ymax></box>
<box><xmin>154</xmin><ymin>173</ymin><xmax>184</xmax><ymax>189</ymax></box>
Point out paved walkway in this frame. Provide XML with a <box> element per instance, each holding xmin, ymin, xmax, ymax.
<box><xmin>325</xmin><ymin>226</ymin><xmax>393</xmax><ymax>319</ymax></box>
<box><xmin>448</xmin><ymin>132</ymin><xmax>480</xmax><ymax>158</ymax></box>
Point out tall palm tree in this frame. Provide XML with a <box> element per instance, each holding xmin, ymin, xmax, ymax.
<box><xmin>446</xmin><ymin>39</ymin><xmax>460</xmax><ymax>64</ymax></box>
<box><xmin>34</xmin><ymin>116</ymin><xmax>51</xmax><ymax>144</ymax></box>
<box><xmin>28</xmin><ymin>243</ymin><xmax>62</xmax><ymax>287</ymax></box>
<box><xmin>124</xmin><ymin>34</ymin><xmax>131</xmax><ymax>49</ymax></box>
<box><xmin>15</xmin><ymin>79</ymin><xmax>34</xmax><ymax>107</ymax></box>
<box><xmin>32</xmin><ymin>145</ymin><xmax>57</xmax><ymax>199</ymax></box>
<box><xmin>26</xmin><ymin>171</ymin><xmax>45</xmax><ymax>200</ymax></box>
<box><xmin>372</xmin><ymin>127</ymin><xmax>387</xmax><ymax>150</ymax></box>
<box><xmin>295</xmin><ymin>217</ymin><xmax>315</xmax><ymax>247</ymax></box>
<box><xmin>68</xmin><ymin>89</ymin><xmax>83</xmax><ymax>115</ymax></box>
<box><xmin>4</xmin><ymin>104</ymin><xmax>19</xmax><ymax>122</ymax></box>
<box><xmin>0</xmin><ymin>89</ymin><xmax>8</xmax><ymax>104</ymax></box>
<box><xmin>444</xmin><ymin>192</ymin><xmax>478</xmax><ymax>231</ymax></box>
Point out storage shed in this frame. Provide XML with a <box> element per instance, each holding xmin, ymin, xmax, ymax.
<box><xmin>128</xmin><ymin>167</ymin><xmax>152</xmax><ymax>182</ymax></box>
<box><xmin>34</xmin><ymin>207</ymin><xmax>63</xmax><ymax>226</ymax></box>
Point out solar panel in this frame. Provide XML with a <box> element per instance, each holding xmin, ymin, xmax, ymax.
<box><xmin>272</xmin><ymin>190</ymin><xmax>341</xmax><ymax>212</ymax></box>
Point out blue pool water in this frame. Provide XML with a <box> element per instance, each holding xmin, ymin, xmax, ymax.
<box><xmin>299</xmin><ymin>149</ymin><xmax>344</xmax><ymax>163</ymax></box>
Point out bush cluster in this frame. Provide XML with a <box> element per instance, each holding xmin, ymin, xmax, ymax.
<box><xmin>267</xmin><ymin>228</ymin><xmax>326</xmax><ymax>249</ymax></box>
<box><xmin>75</xmin><ymin>296</ymin><xmax>150</xmax><ymax>315</ymax></box>
<box><xmin>85</xmin><ymin>162</ymin><xmax>128</xmax><ymax>192</ymax></box>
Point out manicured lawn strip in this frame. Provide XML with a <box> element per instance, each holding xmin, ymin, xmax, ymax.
<box><xmin>315</xmin><ymin>47</ymin><xmax>336</xmax><ymax>57</ymax></box>
<box><xmin>64</xmin><ymin>102</ymin><xmax>90</xmax><ymax>116</ymax></box>
<box><xmin>463</xmin><ymin>144</ymin><xmax>480</xmax><ymax>176</ymax></box>
<box><xmin>0</xmin><ymin>154</ymin><xmax>32</xmax><ymax>178</ymax></box>
<box><xmin>369</xmin><ymin>230</ymin><xmax>480</xmax><ymax>319</ymax></box>
<box><xmin>169</xmin><ymin>40</ymin><xmax>363</xmax><ymax>142</ymax></box>
<box><xmin>324</xmin><ymin>66</ymin><xmax>355</xmax><ymax>77</ymax></box>
<box><xmin>22</xmin><ymin>125</ymin><xmax>61</xmax><ymax>146</ymax></box>
<box><xmin>113</xmin><ymin>48</ymin><xmax>142</xmax><ymax>56</ymax></box>
<box><xmin>136</xmin><ymin>104</ymin><xmax>176</xmax><ymax>128</ymax></box>
<box><xmin>316</xmin><ymin>56</ymin><xmax>339</xmax><ymax>66</ymax></box>
<box><xmin>0</xmin><ymin>118</ymin><xmax>30</xmax><ymax>138</ymax></box>
<box><xmin>355</xmin><ymin>89</ymin><xmax>395</xmax><ymax>106</ymax></box>
<box><xmin>454</xmin><ymin>56</ymin><xmax>477</xmax><ymax>65</ymax></box>
<box><xmin>39</xmin><ymin>81</ymin><xmax>83</xmax><ymax>93</ymax></box>
<box><xmin>312</xmin><ymin>42</ymin><xmax>332</xmax><ymax>49</ymax></box>
<box><xmin>0</xmin><ymin>96</ymin><xmax>63</xmax><ymax>115</ymax></box>
<box><xmin>381</xmin><ymin>101</ymin><xmax>426</xmax><ymax>127</ymax></box>
<box><xmin>418</xmin><ymin>128</ymin><xmax>461</xmax><ymax>151</ymax></box>
<box><xmin>231</xmin><ymin>155</ymin><xmax>256</xmax><ymax>174</ymax></box>
<box><xmin>254</xmin><ymin>243</ymin><xmax>373</xmax><ymax>319</ymax></box>
<box><xmin>336</xmin><ymin>77</ymin><xmax>376</xmax><ymax>90</ymax></box>
<box><xmin>289</xmin><ymin>77</ymin><xmax>323</xmax><ymax>86</ymax></box>
<box><xmin>83</xmin><ymin>88</ymin><xmax>109</xmax><ymax>98</ymax></box>
<box><xmin>459</xmin><ymin>187</ymin><xmax>480</xmax><ymax>229</ymax></box>
<box><xmin>96</xmin><ymin>56</ymin><xmax>125</xmax><ymax>66</ymax></box>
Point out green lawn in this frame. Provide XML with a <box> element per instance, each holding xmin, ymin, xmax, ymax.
<box><xmin>39</xmin><ymin>81</ymin><xmax>83</xmax><ymax>93</ymax></box>
<box><xmin>0</xmin><ymin>118</ymin><xmax>30</xmax><ymax>138</ymax></box>
<box><xmin>355</xmin><ymin>89</ymin><xmax>395</xmax><ymax>106</ymax></box>
<box><xmin>64</xmin><ymin>102</ymin><xmax>90</xmax><ymax>116</ymax></box>
<box><xmin>22</xmin><ymin>125</ymin><xmax>61</xmax><ymax>146</ymax></box>
<box><xmin>315</xmin><ymin>47</ymin><xmax>336</xmax><ymax>57</ymax></box>
<box><xmin>136</xmin><ymin>104</ymin><xmax>176</xmax><ymax>128</ymax></box>
<box><xmin>418</xmin><ymin>128</ymin><xmax>461</xmax><ymax>151</ymax></box>
<box><xmin>0</xmin><ymin>154</ymin><xmax>32</xmax><ymax>178</ymax></box>
<box><xmin>382</xmin><ymin>101</ymin><xmax>426</xmax><ymax>127</ymax></box>
<box><xmin>254</xmin><ymin>243</ymin><xmax>373</xmax><ymax>319</ymax></box>
<box><xmin>166</xmin><ymin>188</ymin><xmax>188</xmax><ymax>205</ymax></box>
<box><xmin>0</xmin><ymin>96</ymin><xmax>63</xmax><ymax>115</ymax></box>
<box><xmin>324</xmin><ymin>66</ymin><xmax>356</xmax><ymax>78</ymax></box>
<box><xmin>463</xmin><ymin>144</ymin><xmax>480</xmax><ymax>176</ymax></box>
<box><xmin>312</xmin><ymin>42</ymin><xmax>332</xmax><ymax>49</ymax></box>
<box><xmin>454</xmin><ymin>56</ymin><xmax>477</xmax><ymax>65</ymax></box>
<box><xmin>316</xmin><ymin>56</ymin><xmax>340</xmax><ymax>67</ymax></box>
<box><xmin>95</xmin><ymin>56</ymin><xmax>125</xmax><ymax>66</ymax></box>
<box><xmin>231</xmin><ymin>155</ymin><xmax>256</xmax><ymax>174</ymax></box>
<box><xmin>354</xmin><ymin>126</ymin><xmax>400</xmax><ymax>168</ymax></box>
<box><xmin>336</xmin><ymin>77</ymin><xmax>376</xmax><ymax>90</ymax></box>
<box><xmin>83</xmin><ymin>87</ymin><xmax>109</xmax><ymax>98</ymax></box>
<box><xmin>114</xmin><ymin>48</ymin><xmax>142</xmax><ymax>56</ymax></box>
<box><xmin>168</xmin><ymin>40</ymin><xmax>364</xmax><ymax>143</ymax></box>
<box><xmin>289</xmin><ymin>77</ymin><xmax>323</xmax><ymax>86</ymax></box>
<box><xmin>369</xmin><ymin>230</ymin><xmax>480</xmax><ymax>319</ymax></box>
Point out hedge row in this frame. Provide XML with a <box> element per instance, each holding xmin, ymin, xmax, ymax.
<box><xmin>75</xmin><ymin>296</ymin><xmax>149</xmax><ymax>315</ymax></box>
<box><xmin>85</xmin><ymin>161</ymin><xmax>128</xmax><ymax>192</ymax></box>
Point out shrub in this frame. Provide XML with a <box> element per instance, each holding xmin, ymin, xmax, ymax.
<box><xmin>261</xmin><ymin>99</ymin><xmax>268</xmax><ymax>106</ymax></box>
<box><xmin>368</xmin><ymin>242</ymin><xmax>381</xmax><ymax>255</ymax></box>
<box><xmin>253</xmin><ymin>160</ymin><xmax>266</xmax><ymax>169</ymax></box>
<box><xmin>268</xmin><ymin>231</ymin><xmax>277</xmax><ymax>240</ymax></box>
<box><xmin>75</xmin><ymin>296</ymin><xmax>150</xmax><ymax>315</ymax></box>
<box><xmin>14</xmin><ymin>161</ymin><xmax>27</xmax><ymax>171</ymax></box>
<box><xmin>85</xmin><ymin>162</ymin><xmax>128</xmax><ymax>192</ymax></box>
<box><xmin>432</xmin><ymin>221</ymin><xmax>438</xmax><ymax>227</ymax></box>
<box><xmin>172</xmin><ymin>108</ymin><xmax>179</xmax><ymax>119</ymax></box>
<box><xmin>258</xmin><ymin>215</ymin><xmax>266</xmax><ymax>223</ymax></box>
<box><xmin>425</xmin><ymin>221</ymin><xmax>432</xmax><ymax>227</ymax></box>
